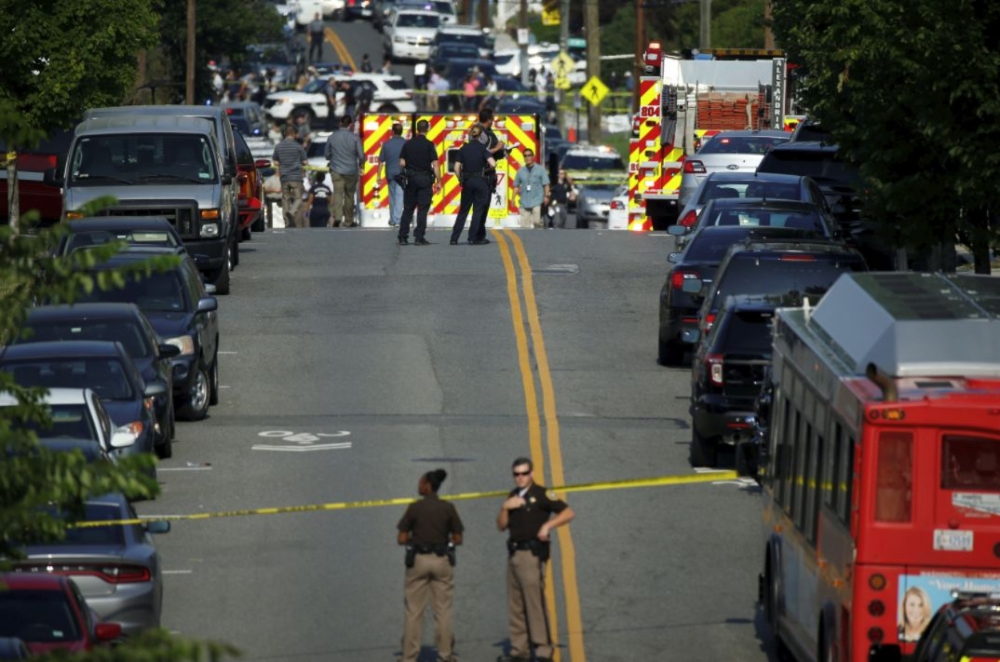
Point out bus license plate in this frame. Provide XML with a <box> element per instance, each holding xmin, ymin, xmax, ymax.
<box><xmin>934</xmin><ymin>529</ymin><xmax>973</xmax><ymax>551</ymax></box>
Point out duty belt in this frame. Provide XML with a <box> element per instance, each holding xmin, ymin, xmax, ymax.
<box><xmin>414</xmin><ymin>543</ymin><xmax>449</xmax><ymax>554</ymax></box>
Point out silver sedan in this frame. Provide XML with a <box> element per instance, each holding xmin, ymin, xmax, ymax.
<box><xmin>678</xmin><ymin>130</ymin><xmax>790</xmax><ymax>207</ymax></box>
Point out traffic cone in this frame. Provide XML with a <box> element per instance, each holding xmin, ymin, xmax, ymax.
<box><xmin>567</xmin><ymin>125</ymin><xmax>577</xmax><ymax>143</ymax></box>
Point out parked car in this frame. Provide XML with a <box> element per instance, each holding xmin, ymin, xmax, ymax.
<box><xmin>576</xmin><ymin>184</ymin><xmax>619</xmax><ymax>229</ymax></box>
<box><xmin>0</xmin><ymin>573</ymin><xmax>122</xmax><ymax>653</ymax></box>
<box><xmin>328</xmin><ymin>73</ymin><xmax>417</xmax><ymax>113</ymax></box>
<box><xmin>678</xmin><ymin>130</ymin><xmax>790</xmax><ymax>206</ymax></box>
<box><xmin>344</xmin><ymin>0</ymin><xmax>375</xmax><ymax>20</ymax></box>
<box><xmin>429</xmin><ymin>41</ymin><xmax>481</xmax><ymax>67</ymax></box>
<box><xmin>73</xmin><ymin>247</ymin><xmax>221</xmax><ymax>423</ymax></box>
<box><xmin>658</xmin><ymin>225</ymin><xmax>819</xmax><ymax>366</ymax></box>
<box><xmin>390</xmin><ymin>0</ymin><xmax>456</xmax><ymax>25</ymax></box>
<box><xmin>55</xmin><ymin>216</ymin><xmax>186</xmax><ymax>259</ymax></box>
<box><xmin>383</xmin><ymin>10</ymin><xmax>441</xmax><ymax>62</ymax></box>
<box><xmin>689</xmin><ymin>237</ymin><xmax>868</xmax><ymax>337</ymax></box>
<box><xmin>13</xmin><ymin>493</ymin><xmax>170</xmax><ymax>635</ymax></box>
<box><xmin>559</xmin><ymin>144</ymin><xmax>626</xmax><ymax>187</ymax></box>
<box><xmin>17</xmin><ymin>303</ymin><xmax>182</xmax><ymax>458</ymax></box>
<box><xmin>0</xmin><ymin>388</ymin><xmax>135</xmax><ymax>459</ymax></box>
<box><xmin>607</xmin><ymin>185</ymin><xmax>629</xmax><ymax>230</ymax></box>
<box><xmin>684</xmin><ymin>198</ymin><xmax>838</xmax><ymax>242</ymax></box>
<box><xmin>688</xmin><ymin>294</ymin><xmax>779</xmax><ymax>466</ymax></box>
<box><xmin>0</xmin><ymin>637</ymin><xmax>29</xmax><ymax>660</ymax></box>
<box><xmin>220</xmin><ymin>101</ymin><xmax>269</xmax><ymax>137</ymax></box>
<box><xmin>674</xmin><ymin>171</ymin><xmax>831</xmax><ymax>231</ymax></box>
<box><xmin>432</xmin><ymin>24</ymin><xmax>494</xmax><ymax>59</ymax></box>
<box><xmin>233</xmin><ymin>130</ymin><xmax>266</xmax><ymax>238</ymax></box>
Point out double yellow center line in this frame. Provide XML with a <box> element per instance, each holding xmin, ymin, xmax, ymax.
<box><xmin>324</xmin><ymin>26</ymin><xmax>356</xmax><ymax>71</ymax></box>
<box><xmin>494</xmin><ymin>229</ymin><xmax>586</xmax><ymax>662</ymax></box>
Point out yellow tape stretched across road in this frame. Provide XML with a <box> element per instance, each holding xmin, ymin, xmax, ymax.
<box><xmin>75</xmin><ymin>471</ymin><xmax>739</xmax><ymax>528</ymax></box>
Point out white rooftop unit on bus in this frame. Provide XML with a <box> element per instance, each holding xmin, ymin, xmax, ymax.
<box><xmin>785</xmin><ymin>272</ymin><xmax>1000</xmax><ymax>379</ymax></box>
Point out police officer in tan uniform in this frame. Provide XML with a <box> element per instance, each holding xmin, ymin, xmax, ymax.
<box><xmin>398</xmin><ymin>469</ymin><xmax>464</xmax><ymax>662</ymax></box>
<box><xmin>496</xmin><ymin>457</ymin><xmax>575</xmax><ymax>662</ymax></box>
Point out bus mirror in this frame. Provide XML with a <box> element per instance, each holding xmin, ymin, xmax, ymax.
<box><xmin>868</xmin><ymin>644</ymin><xmax>901</xmax><ymax>662</ymax></box>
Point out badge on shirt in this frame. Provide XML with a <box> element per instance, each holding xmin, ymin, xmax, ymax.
<box><xmin>529</xmin><ymin>497</ymin><xmax>536</xmax><ymax>504</ymax></box>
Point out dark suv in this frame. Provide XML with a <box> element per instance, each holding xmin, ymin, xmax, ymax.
<box><xmin>872</xmin><ymin>592</ymin><xmax>1000</xmax><ymax>662</ymax></box>
<box><xmin>75</xmin><ymin>247</ymin><xmax>220</xmax><ymax>422</ymax></box>
<box><xmin>659</xmin><ymin>226</ymin><xmax>831</xmax><ymax>366</ymax></box>
<box><xmin>688</xmin><ymin>237</ymin><xmax>867</xmax><ymax>336</ymax></box>
<box><xmin>688</xmin><ymin>295</ymin><xmax>779</xmax><ymax>467</ymax></box>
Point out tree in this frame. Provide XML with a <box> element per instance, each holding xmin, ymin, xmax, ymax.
<box><xmin>772</xmin><ymin>0</ymin><xmax>1000</xmax><ymax>272</ymax></box>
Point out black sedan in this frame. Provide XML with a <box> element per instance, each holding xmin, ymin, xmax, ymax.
<box><xmin>75</xmin><ymin>247</ymin><xmax>220</xmax><ymax>422</ymax></box>
<box><xmin>0</xmin><ymin>341</ymin><xmax>164</xmax><ymax>473</ymax></box>
<box><xmin>55</xmin><ymin>216</ymin><xmax>185</xmax><ymax>258</ymax></box>
<box><xmin>685</xmin><ymin>198</ymin><xmax>839</xmax><ymax>240</ymax></box>
<box><xmin>659</xmin><ymin>225</ymin><xmax>823</xmax><ymax>366</ymax></box>
<box><xmin>17</xmin><ymin>304</ymin><xmax>182</xmax><ymax>458</ymax></box>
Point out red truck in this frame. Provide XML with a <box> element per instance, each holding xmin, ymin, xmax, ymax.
<box><xmin>0</xmin><ymin>130</ymin><xmax>74</xmax><ymax>224</ymax></box>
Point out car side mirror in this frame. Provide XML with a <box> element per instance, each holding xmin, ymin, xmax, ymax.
<box><xmin>681</xmin><ymin>278</ymin><xmax>704</xmax><ymax>295</ymax></box>
<box><xmin>145</xmin><ymin>520</ymin><xmax>171</xmax><ymax>534</ymax></box>
<box><xmin>43</xmin><ymin>167</ymin><xmax>64</xmax><ymax>187</ymax></box>
<box><xmin>144</xmin><ymin>381</ymin><xmax>167</xmax><ymax>398</ymax></box>
<box><xmin>110</xmin><ymin>429</ymin><xmax>135</xmax><ymax>449</ymax></box>
<box><xmin>158</xmin><ymin>344</ymin><xmax>182</xmax><ymax>359</ymax></box>
<box><xmin>667</xmin><ymin>225</ymin><xmax>686</xmax><ymax>236</ymax></box>
<box><xmin>95</xmin><ymin>622</ymin><xmax>123</xmax><ymax>642</ymax></box>
<box><xmin>221</xmin><ymin>174</ymin><xmax>233</xmax><ymax>185</ymax></box>
<box><xmin>667</xmin><ymin>252</ymin><xmax>681</xmax><ymax>264</ymax></box>
<box><xmin>197</xmin><ymin>296</ymin><xmax>218</xmax><ymax>313</ymax></box>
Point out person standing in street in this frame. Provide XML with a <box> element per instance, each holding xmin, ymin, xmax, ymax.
<box><xmin>512</xmin><ymin>149</ymin><xmax>550</xmax><ymax>229</ymax></box>
<box><xmin>397</xmin><ymin>469</ymin><xmax>464</xmax><ymax>662</ymax></box>
<box><xmin>324</xmin><ymin>114</ymin><xmax>365</xmax><ymax>227</ymax></box>
<box><xmin>397</xmin><ymin>119</ymin><xmax>441</xmax><ymax>245</ymax></box>
<box><xmin>450</xmin><ymin>123</ymin><xmax>496</xmax><ymax>245</ymax></box>
<box><xmin>547</xmin><ymin>170</ymin><xmax>576</xmax><ymax>229</ymax></box>
<box><xmin>360</xmin><ymin>52</ymin><xmax>373</xmax><ymax>73</ymax></box>
<box><xmin>472</xmin><ymin>108</ymin><xmax>506</xmax><ymax>236</ymax></box>
<box><xmin>497</xmin><ymin>457</ymin><xmax>575</xmax><ymax>662</ymax></box>
<box><xmin>272</xmin><ymin>125</ymin><xmax>308</xmax><ymax>228</ymax></box>
<box><xmin>304</xmin><ymin>171</ymin><xmax>333</xmax><ymax>228</ymax></box>
<box><xmin>308</xmin><ymin>13</ymin><xmax>325</xmax><ymax>64</ymax></box>
<box><xmin>378</xmin><ymin>122</ymin><xmax>407</xmax><ymax>228</ymax></box>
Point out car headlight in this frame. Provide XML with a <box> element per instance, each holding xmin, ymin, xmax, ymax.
<box><xmin>200</xmin><ymin>222</ymin><xmax>219</xmax><ymax>238</ymax></box>
<box><xmin>166</xmin><ymin>335</ymin><xmax>196</xmax><ymax>356</ymax></box>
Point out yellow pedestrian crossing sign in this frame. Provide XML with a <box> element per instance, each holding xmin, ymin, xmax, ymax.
<box><xmin>541</xmin><ymin>7</ymin><xmax>560</xmax><ymax>25</ymax></box>
<box><xmin>550</xmin><ymin>51</ymin><xmax>575</xmax><ymax>91</ymax></box>
<box><xmin>581</xmin><ymin>76</ymin><xmax>610</xmax><ymax>106</ymax></box>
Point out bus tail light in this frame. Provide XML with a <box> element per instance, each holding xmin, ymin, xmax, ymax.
<box><xmin>868</xmin><ymin>574</ymin><xmax>886</xmax><ymax>591</ymax></box>
<box><xmin>868</xmin><ymin>600</ymin><xmax>885</xmax><ymax>617</ymax></box>
<box><xmin>707</xmin><ymin>354</ymin><xmax>724</xmax><ymax>386</ymax></box>
<box><xmin>683</xmin><ymin>160</ymin><xmax>706</xmax><ymax>174</ymax></box>
<box><xmin>867</xmin><ymin>627</ymin><xmax>884</xmax><ymax>643</ymax></box>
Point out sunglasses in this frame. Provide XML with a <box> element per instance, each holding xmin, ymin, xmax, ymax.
<box><xmin>512</xmin><ymin>470</ymin><xmax>531</xmax><ymax>477</ymax></box>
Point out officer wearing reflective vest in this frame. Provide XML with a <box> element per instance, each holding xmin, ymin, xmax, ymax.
<box><xmin>398</xmin><ymin>469</ymin><xmax>464</xmax><ymax>662</ymax></box>
<box><xmin>496</xmin><ymin>457</ymin><xmax>575</xmax><ymax>662</ymax></box>
<box><xmin>450</xmin><ymin>123</ymin><xmax>497</xmax><ymax>245</ymax></box>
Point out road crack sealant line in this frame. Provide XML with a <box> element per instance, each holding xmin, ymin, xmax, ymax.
<box><xmin>73</xmin><ymin>471</ymin><xmax>739</xmax><ymax>528</ymax></box>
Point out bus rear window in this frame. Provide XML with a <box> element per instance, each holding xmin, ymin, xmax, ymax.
<box><xmin>875</xmin><ymin>431</ymin><xmax>913</xmax><ymax>522</ymax></box>
<box><xmin>942</xmin><ymin>435</ymin><xmax>1000</xmax><ymax>491</ymax></box>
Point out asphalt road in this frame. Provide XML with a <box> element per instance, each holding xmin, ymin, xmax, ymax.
<box><xmin>139</xmin><ymin>225</ymin><xmax>777</xmax><ymax>662</ymax></box>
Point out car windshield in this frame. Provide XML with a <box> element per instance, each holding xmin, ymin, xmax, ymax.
<box><xmin>561</xmin><ymin>154</ymin><xmax>624</xmax><ymax>170</ymax></box>
<box><xmin>69</xmin><ymin>133</ymin><xmax>218</xmax><ymax>185</ymax></box>
<box><xmin>4</xmin><ymin>359</ymin><xmax>134</xmax><ymax>401</ymax></box>
<box><xmin>64</xmin><ymin>229</ymin><xmax>179</xmax><ymax>254</ymax></box>
<box><xmin>698</xmin><ymin>181</ymin><xmax>802</xmax><ymax>205</ymax></box>
<box><xmin>699</xmin><ymin>135</ymin><xmax>789</xmax><ymax>155</ymax></box>
<box><xmin>384</xmin><ymin>78</ymin><xmax>409</xmax><ymax>91</ymax></box>
<box><xmin>702</xmin><ymin>206</ymin><xmax>827</xmax><ymax>234</ymax></box>
<box><xmin>712</xmin><ymin>258</ymin><xmax>864</xmax><ymax>308</ymax></box>
<box><xmin>21</xmin><ymin>320</ymin><xmax>151</xmax><ymax>358</ymax></box>
<box><xmin>721</xmin><ymin>310</ymin><xmax>774</xmax><ymax>353</ymax></box>
<box><xmin>19</xmin><ymin>404</ymin><xmax>99</xmax><ymax>442</ymax></box>
<box><xmin>302</xmin><ymin>78</ymin><xmax>329</xmax><ymax>94</ymax></box>
<box><xmin>77</xmin><ymin>269</ymin><xmax>186</xmax><ymax>313</ymax></box>
<box><xmin>397</xmin><ymin>12</ymin><xmax>440</xmax><ymax>27</ymax></box>
<box><xmin>0</xmin><ymin>590</ymin><xmax>82</xmax><ymax>643</ymax></box>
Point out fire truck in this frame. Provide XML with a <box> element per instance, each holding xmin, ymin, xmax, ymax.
<box><xmin>626</xmin><ymin>43</ymin><xmax>790</xmax><ymax>231</ymax></box>
<box><xmin>356</xmin><ymin>112</ymin><xmax>541</xmax><ymax>229</ymax></box>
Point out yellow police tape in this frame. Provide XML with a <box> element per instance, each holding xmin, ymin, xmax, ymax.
<box><xmin>74</xmin><ymin>471</ymin><xmax>740</xmax><ymax>528</ymax></box>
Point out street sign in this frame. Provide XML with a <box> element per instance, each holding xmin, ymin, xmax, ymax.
<box><xmin>554</xmin><ymin>76</ymin><xmax>572</xmax><ymax>91</ymax></box>
<box><xmin>580</xmin><ymin>76</ymin><xmax>610</xmax><ymax>106</ymax></box>
<box><xmin>549</xmin><ymin>51</ymin><xmax>576</xmax><ymax>79</ymax></box>
<box><xmin>541</xmin><ymin>7</ymin><xmax>560</xmax><ymax>25</ymax></box>
<box><xmin>517</xmin><ymin>28</ymin><xmax>530</xmax><ymax>46</ymax></box>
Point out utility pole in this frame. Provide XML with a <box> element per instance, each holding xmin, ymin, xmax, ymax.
<box><xmin>185</xmin><ymin>0</ymin><xmax>196</xmax><ymax>105</ymax></box>
<box><xmin>479</xmin><ymin>0</ymin><xmax>489</xmax><ymax>29</ymax></box>
<box><xmin>519</xmin><ymin>0</ymin><xmax>530</xmax><ymax>88</ymax></box>
<box><xmin>559</xmin><ymin>0</ymin><xmax>570</xmax><ymax>133</ymax></box>
<box><xmin>584</xmin><ymin>0</ymin><xmax>600</xmax><ymax>143</ymax></box>
<box><xmin>633</xmin><ymin>0</ymin><xmax>645</xmax><ymax>112</ymax></box>
<box><xmin>465</xmin><ymin>0</ymin><xmax>473</xmax><ymax>24</ymax></box>
<box><xmin>699</xmin><ymin>0</ymin><xmax>711</xmax><ymax>50</ymax></box>
<box><xmin>764</xmin><ymin>0</ymin><xmax>775</xmax><ymax>49</ymax></box>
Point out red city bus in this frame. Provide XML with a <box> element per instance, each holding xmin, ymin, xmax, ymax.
<box><xmin>753</xmin><ymin>272</ymin><xmax>1000</xmax><ymax>662</ymax></box>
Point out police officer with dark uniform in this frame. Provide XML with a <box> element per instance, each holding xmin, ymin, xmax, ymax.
<box><xmin>398</xmin><ymin>119</ymin><xmax>442</xmax><ymax>245</ymax></box>
<box><xmin>496</xmin><ymin>457</ymin><xmax>575</xmax><ymax>662</ymax></box>
<box><xmin>450</xmin><ymin>123</ymin><xmax>497</xmax><ymax>245</ymax></box>
<box><xmin>470</xmin><ymin>108</ymin><xmax>507</xmax><ymax>243</ymax></box>
<box><xmin>398</xmin><ymin>469</ymin><xmax>464</xmax><ymax>662</ymax></box>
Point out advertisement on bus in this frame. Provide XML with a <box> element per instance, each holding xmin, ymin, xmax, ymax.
<box><xmin>897</xmin><ymin>574</ymin><xmax>1000</xmax><ymax>643</ymax></box>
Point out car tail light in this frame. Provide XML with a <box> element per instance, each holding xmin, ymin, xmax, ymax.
<box><xmin>707</xmin><ymin>353</ymin><xmax>724</xmax><ymax>386</ymax></box>
<box><xmin>683</xmin><ymin>160</ymin><xmax>705</xmax><ymax>174</ymax></box>
<box><xmin>17</xmin><ymin>563</ymin><xmax>151</xmax><ymax>583</ymax></box>
<box><xmin>670</xmin><ymin>270</ymin><xmax>698</xmax><ymax>290</ymax></box>
<box><xmin>704</xmin><ymin>313</ymin><xmax>716</xmax><ymax>331</ymax></box>
<box><xmin>225</xmin><ymin>107</ymin><xmax>234</xmax><ymax>115</ymax></box>
<box><xmin>779</xmin><ymin>254</ymin><xmax>816</xmax><ymax>261</ymax></box>
<box><xmin>679</xmin><ymin>209</ymin><xmax>698</xmax><ymax>227</ymax></box>
<box><xmin>611</xmin><ymin>200</ymin><xmax>625</xmax><ymax>210</ymax></box>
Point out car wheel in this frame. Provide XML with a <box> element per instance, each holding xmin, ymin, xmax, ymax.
<box><xmin>178</xmin><ymin>363</ymin><xmax>211</xmax><ymax>421</ymax></box>
<box><xmin>689</xmin><ymin>427</ymin><xmax>717</xmax><ymax>467</ymax></box>
<box><xmin>241</xmin><ymin>225</ymin><xmax>252</xmax><ymax>241</ymax></box>
<box><xmin>211</xmin><ymin>250</ymin><xmax>231</xmax><ymax>295</ymax></box>
<box><xmin>157</xmin><ymin>431</ymin><xmax>173</xmax><ymax>459</ymax></box>
<box><xmin>209</xmin><ymin>349</ymin><xmax>220</xmax><ymax>406</ymax></box>
<box><xmin>231</xmin><ymin>233</ymin><xmax>240</xmax><ymax>268</ymax></box>
<box><xmin>658</xmin><ymin>337</ymin><xmax>684</xmax><ymax>367</ymax></box>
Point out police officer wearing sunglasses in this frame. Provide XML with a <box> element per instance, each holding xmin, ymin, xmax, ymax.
<box><xmin>497</xmin><ymin>457</ymin><xmax>575</xmax><ymax>662</ymax></box>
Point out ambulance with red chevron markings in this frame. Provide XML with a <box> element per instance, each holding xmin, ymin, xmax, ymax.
<box><xmin>357</xmin><ymin>112</ymin><xmax>540</xmax><ymax>228</ymax></box>
<box><xmin>626</xmin><ymin>43</ymin><xmax>787</xmax><ymax>231</ymax></box>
